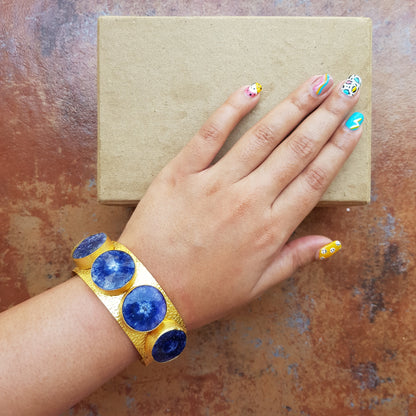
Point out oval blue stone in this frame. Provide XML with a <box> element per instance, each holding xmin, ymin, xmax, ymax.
<box><xmin>152</xmin><ymin>330</ymin><xmax>187</xmax><ymax>362</ymax></box>
<box><xmin>91</xmin><ymin>250</ymin><xmax>135</xmax><ymax>291</ymax></box>
<box><xmin>122</xmin><ymin>285</ymin><xmax>166</xmax><ymax>331</ymax></box>
<box><xmin>73</xmin><ymin>233</ymin><xmax>107</xmax><ymax>259</ymax></box>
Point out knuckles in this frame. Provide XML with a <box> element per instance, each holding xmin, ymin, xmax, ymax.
<box><xmin>288</xmin><ymin>93</ymin><xmax>310</xmax><ymax>114</ymax></box>
<box><xmin>251</xmin><ymin>123</ymin><xmax>276</xmax><ymax>148</ymax></box>
<box><xmin>198</xmin><ymin>122</ymin><xmax>222</xmax><ymax>144</ymax></box>
<box><xmin>303</xmin><ymin>166</ymin><xmax>328</xmax><ymax>192</ymax></box>
<box><xmin>287</xmin><ymin>133</ymin><xmax>315</xmax><ymax>161</ymax></box>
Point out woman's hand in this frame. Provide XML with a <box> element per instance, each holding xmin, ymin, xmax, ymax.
<box><xmin>119</xmin><ymin>74</ymin><xmax>363</xmax><ymax>330</ymax></box>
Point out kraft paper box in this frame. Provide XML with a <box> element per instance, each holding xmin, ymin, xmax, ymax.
<box><xmin>98</xmin><ymin>16</ymin><xmax>371</xmax><ymax>205</ymax></box>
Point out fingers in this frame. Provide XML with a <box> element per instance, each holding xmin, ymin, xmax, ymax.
<box><xmin>272</xmin><ymin>111</ymin><xmax>364</xmax><ymax>232</ymax></box>
<box><xmin>251</xmin><ymin>235</ymin><xmax>337</xmax><ymax>296</ymax></box>
<box><xmin>170</xmin><ymin>84</ymin><xmax>262</xmax><ymax>176</ymax></box>
<box><xmin>214</xmin><ymin>74</ymin><xmax>334</xmax><ymax>182</ymax></box>
<box><xmin>251</xmin><ymin>76</ymin><xmax>362</xmax><ymax>199</ymax></box>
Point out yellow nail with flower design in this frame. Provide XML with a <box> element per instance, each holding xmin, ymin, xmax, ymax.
<box><xmin>245</xmin><ymin>82</ymin><xmax>262</xmax><ymax>97</ymax></box>
<box><xmin>318</xmin><ymin>240</ymin><xmax>342</xmax><ymax>260</ymax></box>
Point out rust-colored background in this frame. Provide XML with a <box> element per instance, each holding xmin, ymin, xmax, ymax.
<box><xmin>1</xmin><ymin>1</ymin><xmax>415</xmax><ymax>415</ymax></box>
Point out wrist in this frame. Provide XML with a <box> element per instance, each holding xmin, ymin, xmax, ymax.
<box><xmin>117</xmin><ymin>231</ymin><xmax>196</xmax><ymax>330</ymax></box>
<box><xmin>72</xmin><ymin>233</ymin><xmax>187</xmax><ymax>364</ymax></box>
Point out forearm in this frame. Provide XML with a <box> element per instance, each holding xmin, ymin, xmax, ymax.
<box><xmin>0</xmin><ymin>277</ymin><xmax>139</xmax><ymax>416</ymax></box>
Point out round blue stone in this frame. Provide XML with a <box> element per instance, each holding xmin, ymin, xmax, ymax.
<box><xmin>122</xmin><ymin>285</ymin><xmax>167</xmax><ymax>331</ymax></box>
<box><xmin>91</xmin><ymin>250</ymin><xmax>135</xmax><ymax>291</ymax></box>
<box><xmin>73</xmin><ymin>233</ymin><xmax>107</xmax><ymax>259</ymax></box>
<box><xmin>152</xmin><ymin>330</ymin><xmax>187</xmax><ymax>362</ymax></box>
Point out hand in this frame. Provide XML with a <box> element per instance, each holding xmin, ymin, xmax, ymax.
<box><xmin>119</xmin><ymin>75</ymin><xmax>363</xmax><ymax>330</ymax></box>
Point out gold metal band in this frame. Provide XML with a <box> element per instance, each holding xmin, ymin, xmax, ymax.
<box><xmin>72</xmin><ymin>235</ymin><xmax>186</xmax><ymax>365</ymax></box>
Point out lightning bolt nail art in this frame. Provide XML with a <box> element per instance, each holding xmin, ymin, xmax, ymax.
<box><xmin>345</xmin><ymin>112</ymin><xmax>364</xmax><ymax>130</ymax></box>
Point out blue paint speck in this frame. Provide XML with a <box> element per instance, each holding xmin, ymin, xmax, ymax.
<box><xmin>88</xmin><ymin>177</ymin><xmax>96</xmax><ymax>190</ymax></box>
<box><xmin>286</xmin><ymin>311</ymin><xmax>310</xmax><ymax>335</ymax></box>
<box><xmin>253</xmin><ymin>338</ymin><xmax>262</xmax><ymax>348</ymax></box>
<box><xmin>273</xmin><ymin>345</ymin><xmax>289</xmax><ymax>358</ymax></box>
<box><xmin>126</xmin><ymin>396</ymin><xmax>135</xmax><ymax>409</ymax></box>
<box><xmin>287</xmin><ymin>363</ymin><xmax>299</xmax><ymax>378</ymax></box>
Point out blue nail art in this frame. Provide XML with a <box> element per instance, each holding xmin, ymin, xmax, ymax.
<box><xmin>345</xmin><ymin>112</ymin><xmax>364</xmax><ymax>130</ymax></box>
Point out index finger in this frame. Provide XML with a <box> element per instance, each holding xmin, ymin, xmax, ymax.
<box><xmin>169</xmin><ymin>84</ymin><xmax>262</xmax><ymax>176</ymax></box>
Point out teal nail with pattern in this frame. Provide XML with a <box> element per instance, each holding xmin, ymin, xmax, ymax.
<box><xmin>345</xmin><ymin>112</ymin><xmax>364</xmax><ymax>130</ymax></box>
<box><xmin>342</xmin><ymin>74</ymin><xmax>362</xmax><ymax>96</ymax></box>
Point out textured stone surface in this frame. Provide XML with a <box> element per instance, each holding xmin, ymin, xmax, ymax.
<box><xmin>0</xmin><ymin>1</ymin><xmax>415</xmax><ymax>415</ymax></box>
<box><xmin>122</xmin><ymin>285</ymin><xmax>167</xmax><ymax>331</ymax></box>
<box><xmin>72</xmin><ymin>233</ymin><xmax>107</xmax><ymax>259</ymax></box>
<box><xmin>91</xmin><ymin>250</ymin><xmax>135</xmax><ymax>291</ymax></box>
<box><xmin>152</xmin><ymin>330</ymin><xmax>187</xmax><ymax>362</ymax></box>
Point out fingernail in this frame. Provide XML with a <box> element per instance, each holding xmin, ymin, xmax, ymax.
<box><xmin>311</xmin><ymin>74</ymin><xmax>333</xmax><ymax>96</ymax></box>
<box><xmin>341</xmin><ymin>74</ymin><xmax>362</xmax><ymax>97</ymax></box>
<box><xmin>345</xmin><ymin>112</ymin><xmax>364</xmax><ymax>130</ymax></box>
<box><xmin>245</xmin><ymin>82</ymin><xmax>263</xmax><ymax>97</ymax></box>
<box><xmin>317</xmin><ymin>240</ymin><xmax>342</xmax><ymax>260</ymax></box>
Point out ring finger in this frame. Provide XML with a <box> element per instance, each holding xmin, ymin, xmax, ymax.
<box><xmin>272</xmin><ymin>111</ymin><xmax>365</xmax><ymax>234</ymax></box>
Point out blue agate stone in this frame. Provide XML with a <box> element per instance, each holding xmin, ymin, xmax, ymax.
<box><xmin>122</xmin><ymin>285</ymin><xmax>167</xmax><ymax>331</ymax></box>
<box><xmin>91</xmin><ymin>250</ymin><xmax>135</xmax><ymax>291</ymax></box>
<box><xmin>73</xmin><ymin>233</ymin><xmax>107</xmax><ymax>259</ymax></box>
<box><xmin>152</xmin><ymin>330</ymin><xmax>187</xmax><ymax>362</ymax></box>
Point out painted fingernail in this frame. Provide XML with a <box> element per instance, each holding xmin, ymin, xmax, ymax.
<box><xmin>345</xmin><ymin>112</ymin><xmax>364</xmax><ymax>130</ymax></box>
<box><xmin>341</xmin><ymin>74</ymin><xmax>362</xmax><ymax>96</ymax></box>
<box><xmin>317</xmin><ymin>240</ymin><xmax>342</xmax><ymax>260</ymax></box>
<box><xmin>311</xmin><ymin>74</ymin><xmax>333</xmax><ymax>96</ymax></box>
<box><xmin>245</xmin><ymin>82</ymin><xmax>263</xmax><ymax>97</ymax></box>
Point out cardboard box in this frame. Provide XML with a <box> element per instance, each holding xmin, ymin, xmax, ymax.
<box><xmin>98</xmin><ymin>16</ymin><xmax>371</xmax><ymax>205</ymax></box>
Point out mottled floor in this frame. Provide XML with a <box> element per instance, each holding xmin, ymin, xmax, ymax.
<box><xmin>1</xmin><ymin>1</ymin><xmax>415</xmax><ymax>415</ymax></box>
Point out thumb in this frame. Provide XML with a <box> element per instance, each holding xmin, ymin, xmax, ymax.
<box><xmin>253</xmin><ymin>235</ymin><xmax>342</xmax><ymax>295</ymax></box>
